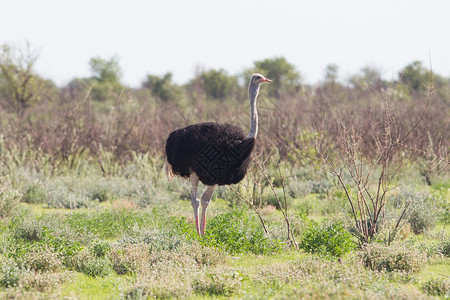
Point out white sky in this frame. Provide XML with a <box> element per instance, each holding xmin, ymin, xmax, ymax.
<box><xmin>1</xmin><ymin>0</ymin><xmax>449</xmax><ymax>87</ymax></box>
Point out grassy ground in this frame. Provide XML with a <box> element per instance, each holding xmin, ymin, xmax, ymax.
<box><xmin>0</xmin><ymin>158</ymin><xmax>449</xmax><ymax>299</ymax></box>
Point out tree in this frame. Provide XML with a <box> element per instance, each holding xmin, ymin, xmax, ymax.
<box><xmin>349</xmin><ymin>66</ymin><xmax>386</xmax><ymax>90</ymax></box>
<box><xmin>200</xmin><ymin>69</ymin><xmax>238</xmax><ymax>100</ymax></box>
<box><xmin>324</xmin><ymin>64</ymin><xmax>339</xmax><ymax>85</ymax></box>
<box><xmin>399</xmin><ymin>61</ymin><xmax>429</xmax><ymax>92</ymax></box>
<box><xmin>397</xmin><ymin>61</ymin><xmax>449</xmax><ymax>102</ymax></box>
<box><xmin>0</xmin><ymin>44</ymin><xmax>51</xmax><ymax>114</ymax></box>
<box><xmin>248</xmin><ymin>57</ymin><xmax>301</xmax><ymax>98</ymax></box>
<box><xmin>89</xmin><ymin>56</ymin><xmax>122</xmax><ymax>83</ymax></box>
<box><xmin>88</xmin><ymin>56</ymin><xmax>124</xmax><ymax>101</ymax></box>
<box><xmin>142</xmin><ymin>72</ymin><xmax>182</xmax><ymax>102</ymax></box>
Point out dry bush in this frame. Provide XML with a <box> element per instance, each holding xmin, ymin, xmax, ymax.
<box><xmin>23</xmin><ymin>245</ymin><xmax>62</xmax><ymax>272</ymax></box>
<box><xmin>0</xmin><ymin>186</ymin><xmax>20</xmax><ymax>218</ymax></box>
<box><xmin>192</xmin><ymin>270</ymin><xmax>243</xmax><ymax>297</ymax></box>
<box><xmin>0</xmin><ymin>72</ymin><xmax>447</xmax><ymax>173</ymax></box>
<box><xmin>20</xmin><ymin>271</ymin><xmax>74</xmax><ymax>292</ymax></box>
<box><xmin>309</xmin><ymin>77</ymin><xmax>448</xmax><ymax>244</ymax></box>
<box><xmin>109</xmin><ymin>244</ymin><xmax>151</xmax><ymax>275</ymax></box>
<box><xmin>360</xmin><ymin>243</ymin><xmax>427</xmax><ymax>273</ymax></box>
<box><xmin>180</xmin><ymin>243</ymin><xmax>226</xmax><ymax>268</ymax></box>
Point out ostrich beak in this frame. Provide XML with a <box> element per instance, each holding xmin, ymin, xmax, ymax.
<box><xmin>262</xmin><ymin>78</ymin><xmax>272</xmax><ymax>83</ymax></box>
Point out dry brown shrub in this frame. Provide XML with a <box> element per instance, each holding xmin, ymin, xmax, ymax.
<box><xmin>23</xmin><ymin>245</ymin><xmax>62</xmax><ymax>272</ymax></box>
<box><xmin>20</xmin><ymin>271</ymin><xmax>74</xmax><ymax>292</ymax></box>
<box><xmin>109</xmin><ymin>244</ymin><xmax>151</xmax><ymax>275</ymax></box>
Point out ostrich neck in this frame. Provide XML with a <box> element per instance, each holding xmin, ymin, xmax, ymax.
<box><xmin>247</xmin><ymin>84</ymin><xmax>259</xmax><ymax>139</ymax></box>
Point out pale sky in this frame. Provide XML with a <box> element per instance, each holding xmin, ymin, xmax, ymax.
<box><xmin>1</xmin><ymin>0</ymin><xmax>449</xmax><ymax>87</ymax></box>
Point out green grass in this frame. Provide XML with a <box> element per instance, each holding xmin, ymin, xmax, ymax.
<box><xmin>0</xmin><ymin>158</ymin><xmax>449</xmax><ymax>299</ymax></box>
<box><xmin>60</xmin><ymin>273</ymin><xmax>128</xmax><ymax>299</ymax></box>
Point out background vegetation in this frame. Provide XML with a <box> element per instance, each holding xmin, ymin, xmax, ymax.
<box><xmin>0</xmin><ymin>43</ymin><xmax>448</xmax><ymax>299</ymax></box>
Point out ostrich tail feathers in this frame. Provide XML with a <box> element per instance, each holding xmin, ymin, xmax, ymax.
<box><xmin>165</xmin><ymin>158</ymin><xmax>175</xmax><ymax>181</ymax></box>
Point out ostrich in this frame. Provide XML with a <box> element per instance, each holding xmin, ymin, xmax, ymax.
<box><xmin>165</xmin><ymin>73</ymin><xmax>271</xmax><ymax>235</ymax></box>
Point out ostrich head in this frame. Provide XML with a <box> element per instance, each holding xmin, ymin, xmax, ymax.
<box><xmin>250</xmin><ymin>73</ymin><xmax>272</xmax><ymax>85</ymax></box>
<box><xmin>249</xmin><ymin>73</ymin><xmax>271</xmax><ymax>102</ymax></box>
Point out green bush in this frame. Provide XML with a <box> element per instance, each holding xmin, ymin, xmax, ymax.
<box><xmin>0</xmin><ymin>258</ymin><xmax>20</xmax><ymax>287</ymax></box>
<box><xmin>11</xmin><ymin>214</ymin><xmax>45</xmax><ymax>242</ymax></box>
<box><xmin>200</xmin><ymin>209</ymin><xmax>281</xmax><ymax>255</ymax></box>
<box><xmin>22</xmin><ymin>184</ymin><xmax>47</xmax><ymax>204</ymax></box>
<box><xmin>90</xmin><ymin>188</ymin><xmax>110</xmax><ymax>202</ymax></box>
<box><xmin>91</xmin><ymin>241</ymin><xmax>111</xmax><ymax>258</ymax></box>
<box><xmin>299</xmin><ymin>220</ymin><xmax>355</xmax><ymax>257</ymax></box>
<box><xmin>360</xmin><ymin>243</ymin><xmax>427</xmax><ymax>273</ymax></box>
<box><xmin>421</xmin><ymin>278</ymin><xmax>450</xmax><ymax>297</ymax></box>
<box><xmin>440</xmin><ymin>239</ymin><xmax>450</xmax><ymax>257</ymax></box>
<box><xmin>261</xmin><ymin>188</ymin><xmax>292</xmax><ymax>210</ymax></box>
<box><xmin>70</xmin><ymin>250</ymin><xmax>111</xmax><ymax>277</ymax></box>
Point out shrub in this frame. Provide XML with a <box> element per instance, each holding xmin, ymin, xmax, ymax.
<box><xmin>261</xmin><ymin>188</ymin><xmax>292</xmax><ymax>210</ymax></box>
<box><xmin>439</xmin><ymin>239</ymin><xmax>450</xmax><ymax>257</ymax></box>
<box><xmin>309</xmin><ymin>178</ymin><xmax>334</xmax><ymax>194</ymax></box>
<box><xmin>287</xmin><ymin>179</ymin><xmax>313</xmax><ymax>198</ymax></box>
<box><xmin>22</xmin><ymin>184</ymin><xmax>46</xmax><ymax>204</ymax></box>
<box><xmin>20</xmin><ymin>270</ymin><xmax>74</xmax><ymax>292</ymax></box>
<box><xmin>10</xmin><ymin>212</ymin><xmax>45</xmax><ymax>242</ymax></box>
<box><xmin>182</xmin><ymin>243</ymin><xmax>226</xmax><ymax>267</ymax></box>
<box><xmin>0</xmin><ymin>187</ymin><xmax>20</xmax><ymax>218</ymax></box>
<box><xmin>47</xmin><ymin>188</ymin><xmax>94</xmax><ymax>209</ymax></box>
<box><xmin>193</xmin><ymin>271</ymin><xmax>244</xmax><ymax>296</ymax></box>
<box><xmin>90</xmin><ymin>188</ymin><xmax>110</xmax><ymax>202</ymax></box>
<box><xmin>125</xmin><ymin>280</ymin><xmax>193</xmax><ymax>300</ymax></box>
<box><xmin>70</xmin><ymin>250</ymin><xmax>111</xmax><ymax>277</ymax></box>
<box><xmin>23</xmin><ymin>245</ymin><xmax>62</xmax><ymax>272</ymax></box>
<box><xmin>142</xmin><ymin>227</ymin><xmax>189</xmax><ymax>252</ymax></box>
<box><xmin>0</xmin><ymin>258</ymin><xmax>20</xmax><ymax>287</ymax></box>
<box><xmin>360</xmin><ymin>243</ymin><xmax>427</xmax><ymax>273</ymax></box>
<box><xmin>122</xmin><ymin>250</ymin><xmax>199</xmax><ymax>299</ymax></box>
<box><xmin>200</xmin><ymin>209</ymin><xmax>281</xmax><ymax>255</ymax></box>
<box><xmin>109</xmin><ymin>244</ymin><xmax>150</xmax><ymax>275</ymax></box>
<box><xmin>421</xmin><ymin>278</ymin><xmax>450</xmax><ymax>297</ymax></box>
<box><xmin>396</xmin><ymin>188</ymin><xmax>441</xmax><ymax>234</ymax></box>
<box><xmin>299</xmin><ymin>219</ymin><xmax>355</xmax><ymax>257</ymax></box>
<box><xmin>42</xmin><ymin>234</ymin><xmax>83</xmax><ymax>267</ymax></box>
<box><xmin>91</xmin><ymin>241</ymin><xmax>111</xmax><ymax>258</ymax></box>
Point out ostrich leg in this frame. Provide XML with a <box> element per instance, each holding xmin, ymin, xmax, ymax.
<box><xmin>200</xmin><ymin>185</ymin><xmax>216</xmax><ymax>235</ymax></box>
<box><xmin>190</xmin><ymin>174</ymin><xmax>201</xmax><ymax>234</ymax></box>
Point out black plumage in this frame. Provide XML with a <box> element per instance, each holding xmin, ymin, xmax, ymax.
<box><xmin>165</xmin><ymin>122</ymin><xmax>255</xmax><ymax>186</ymax></box>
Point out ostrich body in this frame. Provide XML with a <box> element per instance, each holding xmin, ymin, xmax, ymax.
<box><xmin>165</xmin><ymin>74</ymin><xmax>271</xmax><ymax>234</ymax></box>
